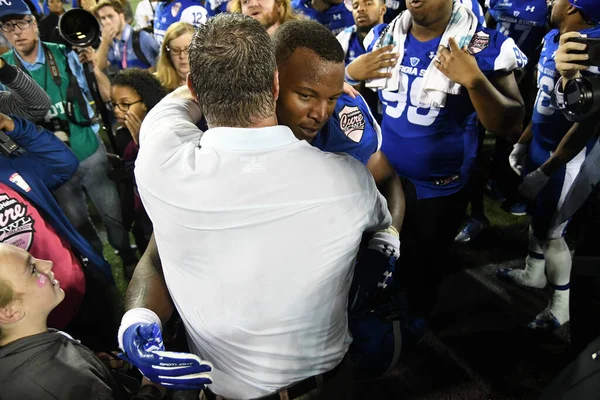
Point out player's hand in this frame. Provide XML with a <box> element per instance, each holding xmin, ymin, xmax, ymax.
<box><xmin>435</xmin><ymin>37</ymin><xmax>484</xmax><ymax>89</ymax></box>
<box><xmin>0</xmin><ymin>113</ymin><xmax>15</xmax><ymax>132</ymax></box>
<box><xmin>101</xmin><ymin>24</ymin><xmax>119</xmax><ymax>42</ymax></box>
<box><xmin>125</xmin><ymin>111</ymin><xmax>143</xmax><ymax>145</ymax></box>
<box><xmin>119</xmin><ymin>322</ymin><xmax>213</xmax><ymax>390</ymax></box>
<box><xmin>519</xmin><ymin>168</ymin><xmax>550</xmax><ymax>201</ymax></box>
<box><xmin>556</xmin><ymin>31</ymin><xmax>588</xmax><ymax>82</ymax></box>
<box><xmin>346</xmin><ymin>45</ymin><xmax>398</xmax><ymax>82</ymax></box>
<box><xmin>75</xmin><ymin>46</ymin><xmax>97</xmax><ymax>66</ymax></box>
<box><xmin>343</xmin><ymin>82</ymin><xmax>359</xmax><ymax>98</ymax></box>
<box><xmin>509</xmin><ymin>143</ymin><xmax>528</xmax><ymax>176</ymax></box>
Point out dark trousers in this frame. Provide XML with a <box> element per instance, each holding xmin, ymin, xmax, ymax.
<box><xmin>399</xmin><ymin>179</ymin><xmax>469</xmax><ymax>317</ymax></box>
<box><xmin>570</xmin><ymin>191</ymin><xmax>600</xmax><ymax>356</ymax></box>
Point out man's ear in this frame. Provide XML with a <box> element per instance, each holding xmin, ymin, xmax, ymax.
<box><xmin>186</xmin><ymin>73</ymin><xmax>199</xmax><ymax>102</ymax></box>
<box><xmin>272</xmin><ymin>68</ymin><xmax>280</xmax><ymax>102</ymax></box>
<box><xmin>0</xmin><ymin>303</ymin><xmax>24</xmax><ymax>325</ymax></box>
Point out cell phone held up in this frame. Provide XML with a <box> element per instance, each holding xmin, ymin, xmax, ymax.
<box><xmin>567</xmin><ymin>36</ymin><xmax>600</xmax><ymax>67</ymax></box>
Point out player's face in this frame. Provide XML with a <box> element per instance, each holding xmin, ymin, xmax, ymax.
<box><xmin>277</xmin><ymin>47</ymin><xmax>344</xmax><ymax>143</ymax></box>
<box><xmin>352</xmin><ymin>0</ymin><xmax>385</xmax><ymax>31</ymax></box>
<box><xmin>2</xmin><ymin>16</ymin><xmax>39</xmax><ymax>58</ymax></box>
<box><xmin>0</xmin><ymin>247</ymin><xmax>64</xmax><ymax>324</ymax></box>
<box><xmin>549</xmin><ymin>0</ymin><xmax>569</xmax><ymax>28</ymax></box>
<box><xmin>168</xmin><ymin>32</ymin><xmax>193</xmax><ymax>81</ymax></box>
<box><xmin>48</xmin><ymin>0</ymin><xmax>64</xmax><ymax>14</ymax></box>
<box><xmin>241</xmin><ymin>0</ymin><xmax>282</xmax><ymax>31</ymax></box>
<box><xmin>111</xmin><ymin>85</ymin><xmax>148</xmax><ymax>126</ymax></box>
<box><xmin>97</xmin><ymin>6</ymin><xmax>125</xmax><ymax>35</ymax></box>
<box><xmin>406</xmin><ymin>0</ymin><xmax>452</xmax><ymax>26</ymax></box>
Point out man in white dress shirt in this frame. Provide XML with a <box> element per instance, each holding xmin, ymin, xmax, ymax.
<box><xmin>118</xmin><ymin>13</ymin><xmax>391</xmax><ymax>400</ymax></box>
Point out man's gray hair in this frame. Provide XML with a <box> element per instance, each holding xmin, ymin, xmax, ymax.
<box><xmin>189</xmin><ymin>14</ymin><xmax>277</xmax><ymax>128</ymax></box>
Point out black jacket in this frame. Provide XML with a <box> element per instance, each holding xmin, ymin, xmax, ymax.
<box><xmin>0</xmin><ymin>330</ymin><xmax>130</xmax><ymax>400</ymax></box>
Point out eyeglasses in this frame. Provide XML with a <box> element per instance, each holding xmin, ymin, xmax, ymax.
<box><xmin>110</xmin><ymin>100</ymin><xmax>143</xmax><ymax>112</ymax></box>
<box><xmin>0</xmin><ymin>19</ymin><xmax>34</xmax><ymax>33</ymax></box>
<box><xmin>166</xmin><ymin>46</ymin><xmax>190</xmax><ymax>56</ymax></box>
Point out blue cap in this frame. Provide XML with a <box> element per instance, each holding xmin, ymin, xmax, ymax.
<box><xmin>570</xmin><ymin>0</ymin><xmax>600</xmax><ymax>24</ymax></box>
<box><xmin>0</xmin><ymin>0</ymin><xmax>31</xmax><ymax>21</ymax></box>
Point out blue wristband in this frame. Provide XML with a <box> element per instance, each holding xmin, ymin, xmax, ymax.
<box><xmin>345</xmin><ymin>66</ymin><xmax>360</xmax><ymax>86</ymax></box>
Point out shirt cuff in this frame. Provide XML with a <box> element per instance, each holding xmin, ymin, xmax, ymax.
<box><xmin>0</xmin><ymin>62</ymin><xmax>19</xmax><ymax>85</ymax></box>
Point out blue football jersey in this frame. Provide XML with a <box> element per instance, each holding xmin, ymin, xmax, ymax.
<box><xmin>154</xmin><ymin>0</ymin><xmax>209</xmax><ymax>45</ymax></box>
<box><xmin>207</xmin><ymin>0</ymin><xmax>228</xmax><ymax>16</ymax></box>
<box><xmin>312</xmin><ymin>94</ymin><xmax>382</xmax><ymax>165</ymax></box>
<box><xmin>365</xmin><ymin>24</ymin><xmax>527</xmax><ymax>199</ymax></box>
<box><xmin>485</xmin><ymin>0</ymin><xmax>548</xmax><ymax>57</ymax></box>
<box><xmin>531</xmin><ymin>27</ymin><xmax>600</xmax><ymax>152</ymax></box>
<box><xmin>337</xmin><ymin>26</ymin><xmax>367</xmax><ymax>65</ymax></box>
<box><xmin>292</xmin><ymin>0</ymin><xmax>354</xmax><ymax>35</ymax></box>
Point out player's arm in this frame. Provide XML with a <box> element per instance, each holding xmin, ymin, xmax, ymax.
<box><xmin>366</xmin><ymin>150</ymin><xmax>405</xmax><ymax>233</ymax></box>
<box><xmin>435</xmin><ymin>38</ymin><xmax>525</xmax><ymax>139</ymax></box>
<box><xmin>125</xmin><ymin>233</ymin><xmax>174</xmax><ymax>322</ymax></box>
<box><xmin>119</xmin><ymin>233</ymin><xmax>213</xmax><ymax>390</ymax></box>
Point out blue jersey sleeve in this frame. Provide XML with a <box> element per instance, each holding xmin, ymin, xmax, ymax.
<box><xmin>312</xmin><ymin>94</ymin><xmax>381</xmax><ymax>165</ymax></box>
<box><xmin>469</xmin><ymin>26</ymin><xmax>528</xmax><ymax>75</ymax></box>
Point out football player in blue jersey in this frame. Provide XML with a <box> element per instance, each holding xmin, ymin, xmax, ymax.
<box><xmin>292</xmin><ymin>0</ymin><xmax>354</xmax><ymax>34</ymax></box>
<box><xmin>231</xmin><ymin>0</ymin><xmax>300</xmax><ymax>35</ymax></box>
<box><xmin>346</xmin><ymin>0</ymin><xmax>526</xmax><ymax>319</ymax></box>
<box><xmin>498</xmin><ymin>0</ymin><xmax>600</xmax><ymax>331</ymax></box>
<box><xmin>153</xmin><ymin>0</ymin><xmax>211</xmax><ymax>45</ymax></box>
<box><xmin>337</xmin><ymin>0</ymin><xmax>387</xmax><ymax>66</ymax></box>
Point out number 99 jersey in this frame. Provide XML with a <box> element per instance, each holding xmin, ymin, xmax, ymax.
<box><xmin>365</xmin><ymin>23</ymin><xmax>527</xmax><ymax>199</ymax></box>
<box><xmin>532</xmin><ymin>27</ymin><xmax>600</xmax><ymax>151</ymax></box>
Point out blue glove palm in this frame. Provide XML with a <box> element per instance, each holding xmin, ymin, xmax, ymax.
<box><xmin>119</xmin><ymin>322</ymin><xmax>213</xmax><ymax>390</ymax></box>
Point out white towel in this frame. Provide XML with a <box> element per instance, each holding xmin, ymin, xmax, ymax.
<box><xmin>336</xmin><ymin>25</ymin><xmax>357</xmax><ymax>57</ymax></box>
<box><xmin>366</xmin><ymin>1</ymin><xmax>479</xmax><ymax>108</ymax></box>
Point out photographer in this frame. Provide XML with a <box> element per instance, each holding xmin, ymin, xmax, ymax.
<box><xmin>0</xmin><ymin>0</ymin><xmax>137</xmax><ymax>268</ymax></box>
<box><xmin>0</xmin><ymin>58</ymin><xmax>51</xmax><ymax>120</ymax></box>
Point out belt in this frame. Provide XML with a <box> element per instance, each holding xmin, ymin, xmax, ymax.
<box><xmin>203</xmin><ymin>357</ymin><xmax>347</xmax><ymax>400</ymax></box>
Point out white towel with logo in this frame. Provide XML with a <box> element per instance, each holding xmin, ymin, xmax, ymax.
<box><xmin>336</xmin><ymin>25</ymin><xmax>357</xmax><ymax>57</ymax></box>
<box><xmin>365</xmin><ymin>1</ymin><xmax>479</xmax><ymax>108</ymax></box>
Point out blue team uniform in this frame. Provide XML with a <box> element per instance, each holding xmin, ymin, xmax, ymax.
<box><xmin>365</xmin><ymin>23</ymin><xmax>527</xmax><ymax>199</ymax></box>
<box><xmin>292</xmin><ymin>0</ymin><xmax>354</xmax><ymax>35</ymax></box>
<box><xmin>207</xmin><ymin>0</ymin><xmax>228</xmax><ymax>15</ymax></box>
<box><xmin>154</xmin><ymin>0</ymin><xmax>209</xmax><ymax>45</ymax></box>
<box><xmin>527</xmin><ymin>27</ymin><xmax>600</xmax><ymax>239</ymax></box>
<box><xmin>338</xmin><ymin>0</ymin><xmax>484</xmax><ymax>65</ymax></box>
<box><xmin>486</xmin><ymin>0</ymin><xmax>548</xmax><ymax>58</ymax></box>
<box><xmin>312</xmin><ymin>94</ymin><xmax>382</xmax><ymax>165</ymax></box>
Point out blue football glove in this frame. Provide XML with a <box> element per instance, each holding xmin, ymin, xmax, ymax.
<box><xmin>349</xmin><ymin>228</ymin><xmax>399</xmax><ymax>312</ymax></box>
<box><xmin>119</xmin><ymin>322</ymin><xmax>213</xmax><ymax>390</ymax></box>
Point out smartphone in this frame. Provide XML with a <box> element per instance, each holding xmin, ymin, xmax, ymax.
<box><xmin>567</xmin><ymin>37</ymin><xmax>600</xmax><ymax>67</ymax></box>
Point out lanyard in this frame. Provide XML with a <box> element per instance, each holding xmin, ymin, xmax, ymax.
<box><xmin>121</xmin><ymin>39</ymin><xmax>128</xmax><ymax>69</ymax></box>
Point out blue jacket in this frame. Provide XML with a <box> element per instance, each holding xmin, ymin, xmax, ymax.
<box><xmin>0</xmin><ymin>116</ymin><xmax>114</xmax><ymax>282</ymax></box>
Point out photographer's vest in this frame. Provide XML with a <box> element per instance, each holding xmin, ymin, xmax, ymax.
<box><xmin>3</xmin><ymin>42</ymin><xmax>99</xmax><ymax>161</ymax></box>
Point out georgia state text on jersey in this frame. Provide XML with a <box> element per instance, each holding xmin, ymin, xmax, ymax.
<box><xmin>485</xmin><ymin>0</ymin><xmax>548</xmax><ymax>57</ymax></box>
<box><xmin>292</xmin><ymin>0</ymin><xmax>354</xmax><ymax>35</ymax></box>
<box><xmin>312</xmin><ymin>93</ymin><xmax>382</xmax><ymax>165</ymax></box>
<box><xmin>153</xmin><ymin>0</ymin><xmax>209</xmax><ymax>45</ymax></box>
<box><xmin>365</xmin><ymin>23</ymin><xmax>527</xmax><ymax>199</ymax></box>
<box><xmin>531</xmin><ymin>27</ymin><xmax>600</xmax><ymax>153</ymax></box>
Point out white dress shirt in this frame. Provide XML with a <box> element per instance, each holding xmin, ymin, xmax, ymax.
<box><xmin>135</xmin><ymin>93</ymin><xmax>391</xmax><ymax>399</ymax></box>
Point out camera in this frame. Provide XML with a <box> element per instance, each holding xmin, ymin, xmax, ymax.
<box><xmin>58</xmin><ymin>8</ymin><xmax>101</xmax><ymax>48</ymax></box>
<box><xmin>558</xmin><ymin>37</ymin><xmax>600</xmax><ymax>122</ymax></box>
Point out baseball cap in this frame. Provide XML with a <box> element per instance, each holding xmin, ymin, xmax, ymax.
<box><xmin>0</xmin><ymin>0</ymin><xmax>32</xmax><ymax>22</ymax></box>
<box><xmin>569</xmin><ymin>0</ymin><xmax>600</xmax><ymax>24</ymax></box>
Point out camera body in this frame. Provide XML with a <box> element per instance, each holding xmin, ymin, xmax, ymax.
<box><xmin>0</xmin><ymin>130</ymin><xmax>20</xmax><ymax>157</ymax></box>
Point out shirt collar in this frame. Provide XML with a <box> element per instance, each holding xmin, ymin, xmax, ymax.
<box><xmin>15</xmin><ymin>40</ymin><xmax>45</xmax><ymax>69</ymax></box>
<box><xmin>200</xmin><ymin>125</ymin><xmax>300</xmax><ymax>151</ymax></box>
<box><xmin>114</xmin><ymin>24</ymin><xmax>132</xmax><ymax>44</ymax></box>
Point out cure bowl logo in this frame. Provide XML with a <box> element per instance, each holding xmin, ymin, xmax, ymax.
<box><xmin>339</xmin><ymin>106</ymin><xmax>366</xmax><ymax>143</ymax></box>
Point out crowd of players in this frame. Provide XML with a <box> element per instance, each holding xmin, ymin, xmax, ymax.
<box><xmin>0</xmin><ymin>0</ymin><xmax>599</xmax><ymax>398</ymax></box>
